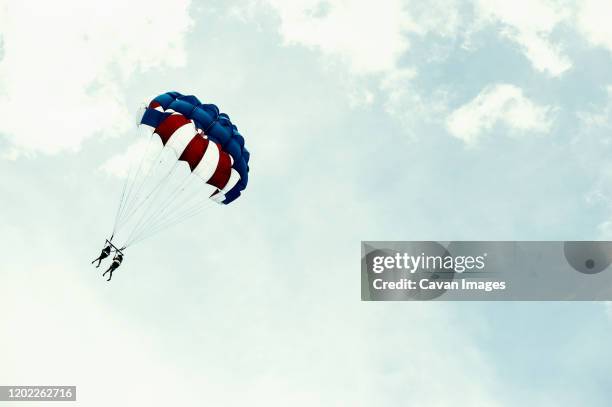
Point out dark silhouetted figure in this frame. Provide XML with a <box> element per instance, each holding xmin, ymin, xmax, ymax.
<box><xmin>92</xmin><ymin>243</ymin><xmax>112</xmax><ymax>268</ymax></box>
<box><xmin>102</xmin><ymin>253</ymin><xmax>123</xmax><ymax>281</ymax></box>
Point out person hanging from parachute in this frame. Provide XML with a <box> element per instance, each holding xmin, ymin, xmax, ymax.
<box><xmin>93</xmin><ymin>91</ymin><xmax>250</xmax><ymax>281</ymax></box>
<box><xmin>91</xmin><ymin>240</ymin><xmax>112</xmax><ymax>268</ymax></box>
<box><xmin>102</xmin><ymin>252</ymin><xmax>124</xmax><ymax>281</ymax></box>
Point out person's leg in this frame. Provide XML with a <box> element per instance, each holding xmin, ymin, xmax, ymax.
<box><xmin>97</xmin><ymin>253</ymin><xmax>109</xmax><ymax>267</ymax></box>
<box><xmin>107</xmin><ymin>267</ymin><xmax>114</xmax><ymax>281</ymax></box>
<box><xmin>92</xmin><ymin>256</ymin><xmax>101</xmax><ymax>264</ymax></box>
<box><xmin>102</xmin><ymin>266</ymin><xmax>111</xmax><ymax>277</ymax></box>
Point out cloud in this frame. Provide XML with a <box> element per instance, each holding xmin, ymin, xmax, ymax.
<box><xmin>261</xmin><ymin>0</ymin><xmax>416</xmax><ymax>75</ymax></box>
<box><xmin>0</xmin><ymin>0</ymin><xmax>192</xmax><ymax>156</ymax></box>
<box><xmin>256</xmin><ymin>0</ymin><xmax>466</xmax><ymax>134</ymax></box>
<box><xmin>446</xmin><ymin>83</ymin><xmax>554</xmax><ymax>144</ymax></box>
<box><xmin>255</xmin><ymin>0</ymin><xmax>574</xmax><ymax>137</ymax></box>
<box><xmin>259</xmin><ymin>0</ymin><xmax>469</xmax><ymax>75</ymax></box>
<box><xmin>475</xmin><ymin>0</ymin><xmax>572</xmax><ymax>77</ymax></box>
<box><xmin>576</xmin><ymin>0</ymin><xmax>612</xmax><ymax>53</ymax></box>
<box><xmin>99</xmin><ymin>138</ymin><xmax>151</xmax><ymax>179</ymax></box>
<box><xmin>259</xmin><ymin>0</ymin><xmax>574</xmax><ymax>79</ymax></box>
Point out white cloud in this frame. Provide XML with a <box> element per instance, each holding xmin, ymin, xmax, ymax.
<box><xmin>260</xmin><ymin>0</ymin><xmax>467</xmax><ymax>75</ymax></box>
<box><xmin>577</xmin><ymin>0</ymin><xmax>612</xmax><ymax>53</ymax></box>
<box><xmin>257</xmin><ymin>0</ymin><xmax>466</xmax><ymax>132</ymax></box>
<box><xmin>260</xmin><ymin>0</ymin><xmax>573</xmax><ymax>79</ymax></box>
<box><xmin>262</xmin><ymin>0</ymin><xmax>415</xmax><ymax>75</ymax></box>
<box><xmin>257</xmin><ymin>0</ymin><xmax>574</xmax><ymax>137</ymax></box>
<box><xmin>99</xmin><ymin>138</ymin><xmax>151</xmax><ymax>178</ymax></box>
<box><xmin>475</xmin><ymin>0</ymin><xmax>572</xmax><ymax>77</ymax></box>
<box><xmin>446</xmin><ymin>83</ymin><xmax>554</xmax><ymax>144</ymax></box>
<box><xmin>0</xmin><ymin>0</ymin><xmax>192</xmax><ymax>156</ymax></box>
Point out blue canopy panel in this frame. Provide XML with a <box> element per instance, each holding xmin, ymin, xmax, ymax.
<box><xmin>140</xmin><ymin>91</ymin><xmax>250</xmax><ymax>205</ymax></box>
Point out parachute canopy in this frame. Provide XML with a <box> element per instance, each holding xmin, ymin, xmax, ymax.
<box><xmin>109</xmin><ymin>92</ymin><xmax>250</xmax><ymax>248</ymax></box>
<box><xmin>140</xmin><ymin>91</ymin><xmax>250</xmax><ymax>204</ymax></box>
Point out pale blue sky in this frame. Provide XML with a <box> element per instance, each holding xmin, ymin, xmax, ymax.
<box><xmin>1</xmin><ymin>1</ymin><xmax>612</xmax><ymax>405</ymax></box>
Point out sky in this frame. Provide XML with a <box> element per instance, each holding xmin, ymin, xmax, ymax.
<box><xmin>1</xmin><ymin>0</ymin><xmax>612</xmax><ymax>405</ymax></box>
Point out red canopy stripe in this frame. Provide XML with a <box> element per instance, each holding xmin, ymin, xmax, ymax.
<box><xmin>154</xmin><ymin>114</ymin><xmax>192</xmax><ymax>145</ymax></box>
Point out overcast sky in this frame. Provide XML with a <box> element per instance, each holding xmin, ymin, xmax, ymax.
<box><xmin>2</xmin><ymin>0</ymin><xmax>612</xmax><ymax>405</ymax></box>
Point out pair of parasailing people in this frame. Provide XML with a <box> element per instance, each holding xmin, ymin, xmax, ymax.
<box><xmin>91</xmin><ymin>238</ymin><xmax>124</xmax><ymax>281</ymax></box>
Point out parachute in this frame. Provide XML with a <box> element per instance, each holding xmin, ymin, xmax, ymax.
<box><xmin>108</xmin><ymin>91</ymin><xmax>250</xmax><ymax>249</ymax></box>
